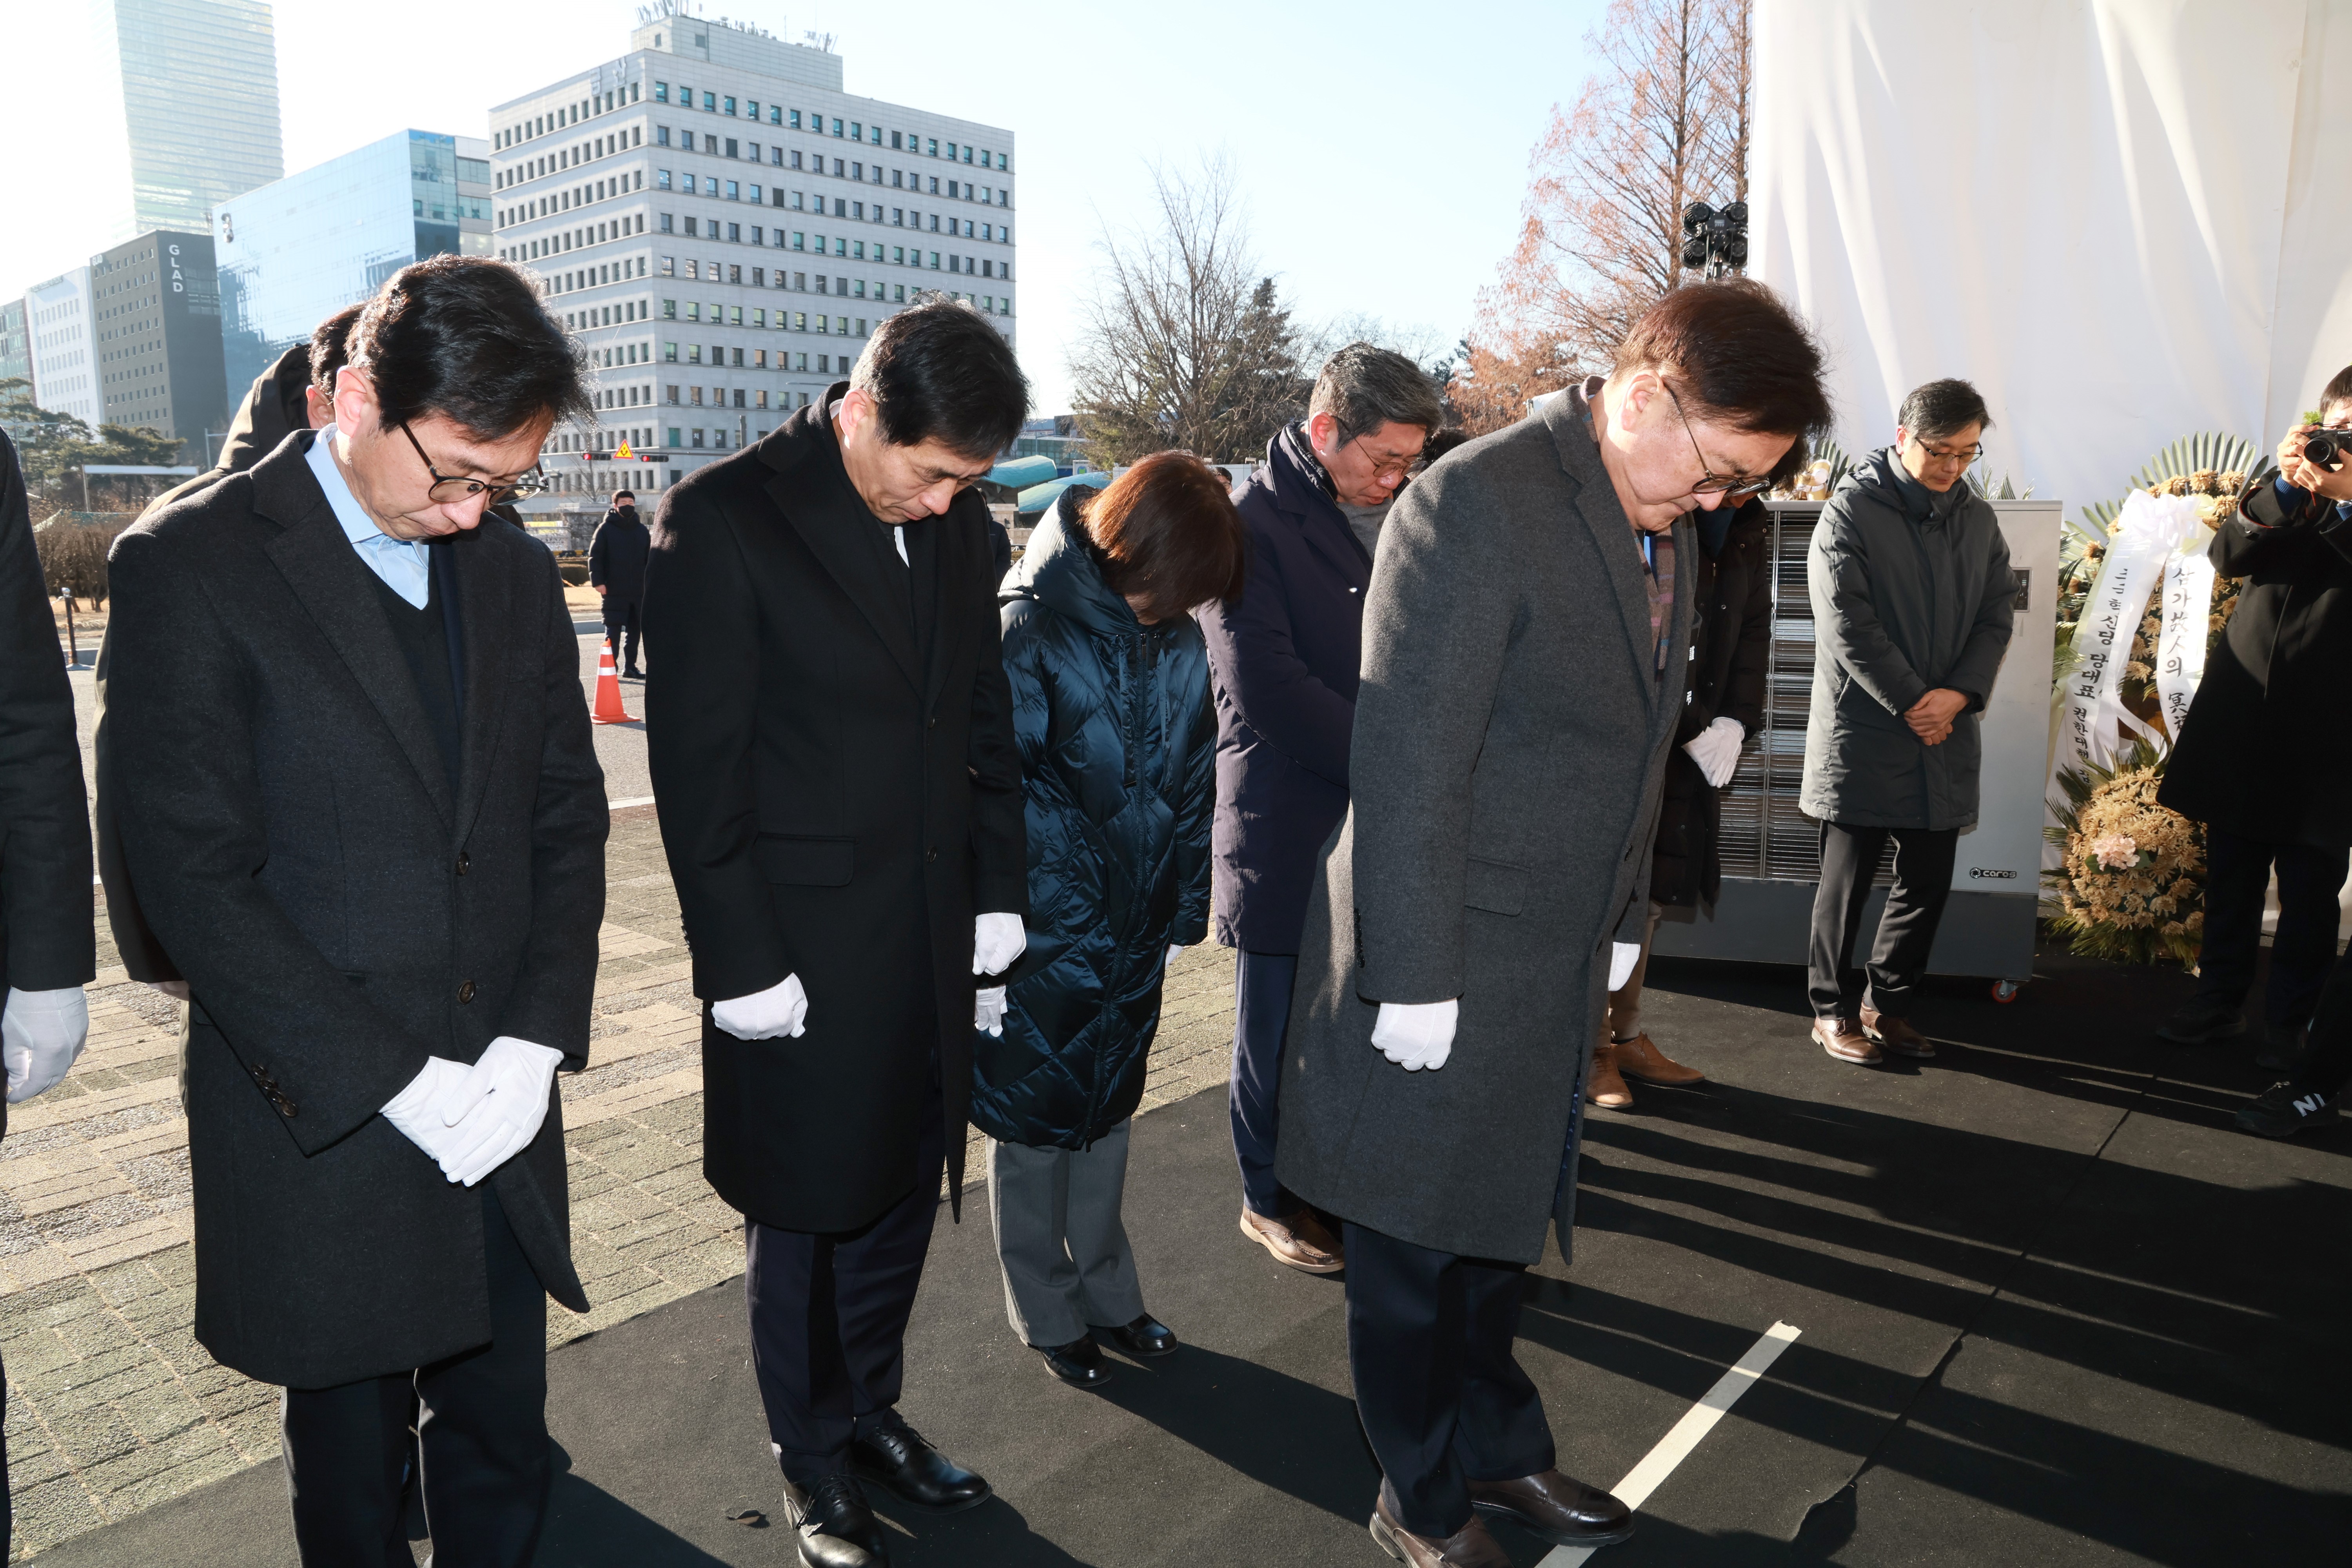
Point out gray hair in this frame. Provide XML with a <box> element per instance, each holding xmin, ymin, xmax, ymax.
<box><xmin>1310</xmin><ymin>342</ymin><xmax>1443</xmax><ymax>446</ymax></box>
<box><xmin>1896</xmin><ymin>378</ymin><xmax>1993</xmax><ymax>443</ymax></box>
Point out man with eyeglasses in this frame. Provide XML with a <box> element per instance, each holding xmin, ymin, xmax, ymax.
<box><xmin>1200</xmin><ymin>342</ymin><xmax>1443</xmax><ymax>1280</ymax></box>
<box><xmin>104</xmin><ymin>255</ymin><xmax>606</xmax><ymax>1565</ymax></box>
<box><xmin>1801</xmin><ymin>378</ymin><xmax>2015</xmax><ymax>1066</ymax></box>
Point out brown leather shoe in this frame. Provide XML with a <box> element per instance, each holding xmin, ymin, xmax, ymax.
<box><xmin>1239</xmin><ymin>1207</ymin><xmax>1344</xmax><ymax>1274</ymax></box>
<box><xmin>1369</xmin><ymin>1492</ymin><xmax>1510</xmax><ymax>1567</ymax></box>
<box><xmin>1468</xmin><ymin>1470</ymin><xmax>1636</xmax><ymax>1548</ymax></box>
<box><xmin>1860</xmin><ymin>1007</ymin><xmax>1935</xmax><ymax>1058</ymax></box>
<box><xmin>1612</xmin><ymin>1032</ymin><xmax>1705</xmax><ymax>1085</ymax></box>
<box><xmin>1588</xmin><ymin>1040</ymin><xmax>1634</xmax><ymax>1107</ymax></box>
<box><xmin>1813</xmin><ymin>1016</ymin><xmax>1882</xmax><ymax>1064</ymax></box>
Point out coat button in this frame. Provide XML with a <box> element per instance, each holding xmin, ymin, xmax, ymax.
<box><xmin>927</xmin><ymin>716</ymin><xmax>938</xmax><ymax>729</ymax></box>
<box><xmin>925</xmin><ymin>848</ymin><xmax>938</xmax><ymax>863</ymax></box>
<box><xmin>458</xmin><ymin>980</ymin><xmax>477</xmax><ymax>1004</ymax></box>
<box><xmin>456</xmin><ymin>852</ymin><xmax>471</xmax><ymax>876</ymax></box>
<box><xmin>275</xmin><ymin>1095</ymin><xmax>299</xmax><ymax>1118</ymax></box>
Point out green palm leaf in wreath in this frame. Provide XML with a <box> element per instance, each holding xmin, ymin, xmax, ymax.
<box><xmin>2078</xmin><ymin>430</ymin><xmax>2270</xmax><ymax>536</ymax></box>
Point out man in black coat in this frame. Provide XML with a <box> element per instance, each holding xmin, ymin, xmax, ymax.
<box><xmin>0</xmin><ymin>431</ymin><xmax>98</xmax><ymax>1564</ymax></box>
<box><xmin>2161</xmin><ymin>367</ymin><xmax>2352</xmax><ymax>1072</ymax></box>
<box><xmin>1198</xmin><ymin>344</ymin><xmax>1440</xmax><ymax>1276</ymax></box>
<box><xmin>105</xmin><ymin>256</ymin><xmax>606</xmax><ymax>1566</ymax></box>
<box><xmin>589</xmin><ymin>488</ymin><xmax>650</xmax><ymax>677</ymax></box>
<box><xmin>644</xmin><ymin>304</ymin><xmax>1027</xmax><ymax>1568</ymax></box>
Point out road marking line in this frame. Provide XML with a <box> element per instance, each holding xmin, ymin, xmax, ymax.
<box><xmin>1539</xmin><ymin>1320</ymin><xmax>1802</xmax><ymax>1566</ymax></box>
<box><xmin>609</xmin><ymin>795</ymin><xmax>655</xmax><ymax>809</ymax></box>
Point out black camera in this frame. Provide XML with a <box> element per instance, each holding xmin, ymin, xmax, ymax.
<box><xmin>2302</xmin><ymin>428</ymin><xmax>2352</xmax><ymax>467</ymax></box>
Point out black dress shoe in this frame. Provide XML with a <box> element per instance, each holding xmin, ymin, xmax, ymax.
<box><xmin>623</xmin><ymin>666</ymin><xmax>644</xmax><ymax>679</ymax></box>
<box><xmin>783</xmin><ymin>1474</ymin><xmax>889</xmax><ymax>1568</ymax></box>
<box><xmin>1036</xmin><ymin>1332</ymin><xmax>1114</xmax><ymax>1388</ymax></box>
<box><xmin>1469</xmin><ymin>1469</ymin><xmax>1635</xmax><ymax>1548</ymax></box>
<box><xmin>1098</xmin><ymin>1313</ymin><xmax>1178</xmax><ymax>1358</ymax></box>
<box><xmin>849</xmin><ymin>1417</ymin><xmax>991</xmax><ymax>1512</ymax></box>
<box><xmin>2155</xmin><ymin>995</ymin><xmax>2249</xmax><ymax>1046</ymax></box>
<box><xmin>2255</xmin><ymin>1022</ymin><xmax>2307</xmax><ymax>1074</ymax></box>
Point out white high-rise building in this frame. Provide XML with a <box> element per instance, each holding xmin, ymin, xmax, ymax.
<box><xmin>489</xmin><ymin>11</ymin><xmax>1018</xmax><ymax>503</ymax></box>
<box><xmin>27</xmin><ymin>268</ymin><xmax>98</xmax><ymax>428</ymax></box>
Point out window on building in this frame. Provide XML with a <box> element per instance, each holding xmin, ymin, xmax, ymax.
<box><xmin>692</xmin><ymin>426</ymin><xmax>706</xmax><ymax>443</ymax></box>
<box><xmin>664</xmin><ymin>343</ymin><xmax>678</xmax><ymax>362</ymax></box>
<box><xmin>725</xmin><ymin>96</ymin><xmax>737</xmax><ymax>116</ymax></box>
<box><xmin>657</xmin><ymin>169</ymin><xmax>671</xmax><ymax>189</ymax></box>
<box><xmin>893</xmin><ymin>283</ymin><xmax>906</xmax><ymax>303</ymax></box>
<box><xmin>703</xmin><ymin>92</ymin><xmax>716</xmax><ymax>110</ymax></box>
<box><xmin>928</xmin><ymin>176</ymin><xmax>939</xmax><ymax>196</ymax></box>
<box><xmin>789</xmin><ymin>109</ymin><xmax>801</xmax><ymax>129</ymax></box>
<box><xmin>927</xmin><ymin>138</ymin><xmax>938</xmax><ymax>156</ymax></box>
<box><xmin>768</xmin><ymin>105</ymin><xmax>781</xmax><ymax>125</ymax></box>
<box><xmin>684</xmin><ymin>217</ymin><xmax>698</xmax><ymax>237</ymax></box>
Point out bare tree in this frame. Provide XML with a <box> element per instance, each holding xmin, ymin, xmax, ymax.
<box><xmin>1067</xmin><ymin>159</ymin><xmax>1308</xmax><ymax>466</ymax></box>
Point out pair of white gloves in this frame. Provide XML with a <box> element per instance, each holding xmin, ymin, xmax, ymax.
<box><xmin>383</xmin><ymin>1036</ymin><xmax>567</xmax><ymax>1187</ymax></box>
<box><xmin>973</xmin><ymin>938</ymin><xmax>1190</xmax><ymax>1037</ymax></box>
<box><xmin>711</xmin><ymin>913</ymin><xmax>1040</xmax><ymax>1043</ymax></box>
<box><xmin>3</xmin><ymin>987</ymin><xmax>91</xmax><ymax>1104</ymax></box>
<box><xmin>1371</xmin><ymin>932</ymin><xmax>1648</xmax><ymax>1073</ymax></box>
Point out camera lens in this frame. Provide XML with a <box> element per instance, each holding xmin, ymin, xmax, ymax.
<box><xmin>2303</xmin><ymin>430</ymin><xmax>2348</xmax><ymax>466</ymax></box>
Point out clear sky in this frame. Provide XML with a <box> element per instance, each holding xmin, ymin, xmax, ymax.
<box><xmin>5</xmin><ymin>0</ymin><xmax>1608</xmax><ymax>415</ymax></box>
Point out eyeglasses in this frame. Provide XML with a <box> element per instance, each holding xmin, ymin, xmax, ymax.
<box><xmin>1348</xmin><ymin>430</ymin><xmax>1428</xmax><ymax>484</ymax></box>
<box><xmin>1908</xmin><ymin>436</ymin><xmax>1984</xmax><ymax>466</ymax></box>
<box><xmin>399</xmin><ymin>422</ymin><xmax>547</xmax><ymax>505</ymax></box>
<box><xmin>1663</xmin><ymin>385</ymin><xmax>1774</xmax><ymax>500</ymax></box>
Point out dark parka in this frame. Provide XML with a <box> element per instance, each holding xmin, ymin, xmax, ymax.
<box><xmin>1801</xmin><ymin>450</ymin><xmax>2015</xmax><ymax>831</ymax></box>
<box><xmin>588</xmin><ymin>508</ymin><xmax>650</xmax><ymax>601</ymax></box>
<box><xmin>969</xmin><ymin>491</ymin><xmax>1215</xmax><ymax>1149</ymax></box>
<box><xmin>1651</xmin><ymin>499</ymin><xmax>1772</xmax><ymax>908</ymax></box>
<box><xmin>2159</xmin><ymin>481</ymin><xmax>2352</xmax><ymax>847</ymax></box>
<box><xmin>1198</xmin><ymin>423</ymin><xmax>1369</xmax><ymax>955</ymax></box>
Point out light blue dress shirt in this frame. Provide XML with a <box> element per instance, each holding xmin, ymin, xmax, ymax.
<box><xmin>307</xmin><ymin>433</ymin><xmax>431</xmax><ymax>608</ymax></box>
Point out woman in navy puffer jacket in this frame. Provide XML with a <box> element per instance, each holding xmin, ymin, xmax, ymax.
<box><xmin>973</xmin><ymin>452</ymin><xmax>1243</xmax><ymax>1388</ymax></box>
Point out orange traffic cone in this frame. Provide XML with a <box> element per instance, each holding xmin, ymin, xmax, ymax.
<box><xmin>590</xmin><ymin>636</ymin><xmax>635</xmax><ymax>724</ymax></box>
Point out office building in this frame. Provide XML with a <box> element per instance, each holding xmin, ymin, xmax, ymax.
<box><xmin>93</xmin><ymin>0</ymin><xmax>284</xmax><ymax>243</ymax></box>
<box><xmin>27</xmin><ymin>269</ymin><xmax>98</xmax><ymax>428</ymax></box>
<box><xmin>89</xmin><ymin>230</ymin><xmax>230</xmax><ymax>462</ymax></box>
<box><xmin>0</xmin><ymin>300</ymin><xmax>28</xmax><ymax>393</ymax></box>
<box><xmin>216</xmin><ymin>130</ymin><xmax>493</xmax><ymax>398</ymax></box>
<box><xmin>490</xmin><ymin>13</ymin><xmax>1017</xmax><ymax>500</ymax></box>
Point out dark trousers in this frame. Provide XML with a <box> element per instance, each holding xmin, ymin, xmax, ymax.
<box><xmin>1808</xmin><ymin>822</ymin><xmax>1959</xmax><ymax>1018</ymax></box>
<box><xmin>603</xmin><ymin>597</ymin><xmax>642</xmax><ymax>672</ymax></box>
<box><xmin>1230</xmin><ymin>949</ymin><xmax>1298</xmax><ymax>1219</ymax></box>
<box><xmin>2292</xmin><ymin>947</ymin><xmax>2352</xmax><ymax>1098</ymax></box>
<box><xmin>747</xmin><ymin>1086</ymin><xmax>945</xmax><ymax>1483</ymax></box>
<box><xmin>281</xmin><ymin>1187</ymin><xmax>551</xmax><ymax>1568</ymax></box>
<box><xmin>2195</xmin><ymin>826</ymin><xmax>2348</xmax><ymax>1032</ymax></box>
<box><xmin>1342</xmin><ymin>1221</ymin><xmax>1555</xmax><ymax>1539</ymax></box>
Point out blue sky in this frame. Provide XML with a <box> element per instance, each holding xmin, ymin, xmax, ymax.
<box><xmin>7</xmin><ymin>0</ymin><xmax>1608</xmax><ymax>414</ymax></box>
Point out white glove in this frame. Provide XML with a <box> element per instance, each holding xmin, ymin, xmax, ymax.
<box><xmin>1371</xmin><ymin>999</ymin><xmax>1459</xmax><ymax>1072</ymax></box>
<box><xmin>1608</xmin><ymin>942</ymin><xmax>1641</xmax><ymax>991</ymax></box>
<box><xmin>712</xmin><ymin>973</ymin><xmax>809</xmax><ymax>1040</ymax></box>
<box><xmin>381</xmin><ymin>1056</ymin><xmax>477</xmax><ymax>1177</ymax></box>
<box><xmin>976</xmin><ymin>986</ymin><xmax>1007</xmax><ymax>1036</ymax></box>
<box><xmin>1165</xmin><ymin>944</ymin><xmax>1185</xmax><ymax>969</ymax></box>
<box><xmin>436</xmin><ymin>1036</ymin><xmax>566</xmax><ymax>1186</ymax></box>
<box><xmin>4</xmin><ymin>987</ymin><xmax>91</xmax><ymax>1103</ymax></box>
<box><xmin>974</xmin><ymin>912</ymin><xmax>1027</xmax><ymax>976</ymax></box>
<box><xmin>1682</xmin><ymin>715</ymin><xmax>1745</xmax><ymax>788</ymax></box>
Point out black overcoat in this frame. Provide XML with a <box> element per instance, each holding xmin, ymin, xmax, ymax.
<box><xmin>589</xmin><ymin>510</ymin><xmax>650</xmax><ymax>601</ymax></box>
<box><xmin>0</xmin><ymin>434</ymin><xmax>97</xmax><ymax>1143</ymax></box>
<box><xmin>643</xmin><ymin>390</ymin><xmax>1026</xmax><ymax>1232</ymax></box>
<box><xmin>2159</xmin><ymin>482</ymin><xmax>2352</xmax><ymax>848</ymax></box>
<box><xmin>105</xmin><ymin>432</ymin><xmax>606</xmax><ymax>1388</ymax></box>
<box><xmin>1651</xmin><ymin>500</ymin><xmax>1772</xmax><ymax>909</ymax></box>
<box><xmin>1197</xmin><ymin>422</ymin><xmax>1370</xmax><ymax>955</ymax></box>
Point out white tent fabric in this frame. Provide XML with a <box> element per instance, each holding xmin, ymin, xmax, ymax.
<box><xmin>1752</xmin><ymin>0</ymin><xmax>2352</xmax><ymax>516</ymax></box>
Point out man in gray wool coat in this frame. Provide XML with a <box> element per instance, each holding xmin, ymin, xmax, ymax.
<box><xmin>1275</xmin><ymin>280</ymin><xmax>1831</xmax><ymax>1568</ymax></box>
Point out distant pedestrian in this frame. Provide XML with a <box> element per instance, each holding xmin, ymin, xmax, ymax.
<box><xmin>1199</xmin><ymin>343</ymin><xmax>1442</xmax><ymax>1278</ymax></box>
<box><xmin>590</xmin><ymin>488</ymin><xmax>650</xmax><ymax>677</ymax></box>
<box><xmin>1802</xmin><ymin>379</ymin><xmax>2016</xmax><ymax>1064</ymax></box>
<box><xmin>972</xmin><ymin>453</ymin><xmax>1243</xmax><ymax>1390</ymax></box>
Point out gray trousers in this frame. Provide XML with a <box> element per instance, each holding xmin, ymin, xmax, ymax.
<box><xmin>985</xmin><ymin>1120</ymin><xmax>1147</xmax><ymax>1348</ymax></box>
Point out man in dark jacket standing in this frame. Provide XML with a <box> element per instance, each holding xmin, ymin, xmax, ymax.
<box><xmin>1802</xmin><ymin>379</ymin><xmax>2015</xmax><ymax>1065</ymax></box>
<box><xmin>589</xmin><ymin>489</ymin><xmax>650</xmax><ymax>677</ymax></box>
<box><xmin>105</xmin><ymin>256</ymin><xmax>606</xmax><ymax>1566</ymax></box>
<box><xmin>2162</xmin><ymin>367</ymin><xmax>2352</xmax><ymax>1091</ymax></box>
<box><xmin>0</xmin><ymin>431</ymin><xmax>98</xmax><ymax>1563</ymax></box>
<box><xmin>1200</xmin><ymin>343</ymin><xmax>1440</xmax><ymax>1276</ymax></box>
<box><xmin>645</xmin><ymin>304</ymin><xmax>1027</xmax><ymax>1568</ymax></box>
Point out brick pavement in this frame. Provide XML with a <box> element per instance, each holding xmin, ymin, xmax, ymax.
<box><xmin>0</xmin><ymin>808</ymin><xmax>1240</xmax><ymax>1558</ymax></box>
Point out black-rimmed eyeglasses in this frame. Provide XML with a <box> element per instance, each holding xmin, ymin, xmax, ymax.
<box><xmin>399</xmin><ymin>422</ymin><xmax>547</xmax><ymax>505</ymax></box>
<box><xmin>1663</xmin><ymin>385</ymin><xmax>1774</xmax><ymax>501</ymax></box>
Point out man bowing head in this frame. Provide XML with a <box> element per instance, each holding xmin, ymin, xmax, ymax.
<box><xmin>645</xmin><ymin>303</ymin><xmax>1028</xmax><ymax>1568</ymax></box>
<box><xmin>105</xmin><ymin>254</ymin><xmax>606</xmax><ymax>1564</ymax></box>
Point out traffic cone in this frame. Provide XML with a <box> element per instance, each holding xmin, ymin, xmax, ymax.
<box><xmin>590</xmin><ymin>636</ymin><xmax>635</xmax><ymax>724</ymax></box>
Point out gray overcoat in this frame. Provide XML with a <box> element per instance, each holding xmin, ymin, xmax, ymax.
<box><xmin>1273</xmin><ymin>388</ymin><xmax>1695</xmax><ymax>1266</ymax></box>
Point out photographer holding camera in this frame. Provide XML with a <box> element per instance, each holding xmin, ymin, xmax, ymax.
<box><xmin>2156</xmin><ymin>368</ymin><xmax>2352</xmax><ymax>1128</ymax></box>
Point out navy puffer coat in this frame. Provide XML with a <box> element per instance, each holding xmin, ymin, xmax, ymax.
<box><xmin>969</xmin><ymin>489</ymin><xmax>1216</xmax><ymax>1150</ymax></box>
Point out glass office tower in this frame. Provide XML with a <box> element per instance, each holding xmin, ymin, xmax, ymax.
<box><xmin>215</xmin><ymin>131</ymin><xmax>493</xmax><ymax>399</ymax></box>
<box><xmin>100</xmin><ymin>0</ymin><xmax>284</xmax><ymax>240</ymax></box>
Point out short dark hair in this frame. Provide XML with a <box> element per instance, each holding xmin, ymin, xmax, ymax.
<box><xmin>1615</xmin><ymin>281</ymin><xmax>1831</xmax><ymax>462</ymax></box>
<box><xmin>308</xmin><ymin>302</ymin><xmax>365</xmax><ymax>404</ymax></box>
<box><xmin>346</xmin><ymin>255</ymin><xmax>589</xmax><ymax>439</ymax></box>
<box><xmin>850</xmin><ymin>301</ymin><xmax>1027</xmax><ymax>459</ymax></box>
<box><xmin>1310</xmin><ymin>343</ymin><xmax>1443</xmax><ymax>446</ymax></box>
<box><xmin>1080</xmin><ymin>451</ymin><xmax>1247</xmax><ymax>622</ymax></box>
<box><xmin>612</xmin><ymin>489</ymin><xmax>635</xmax><ymax>502</ymax></box>
<box><xmin>2321</xmin><ymin>365</ymin><xmax>2352</xmax><ymax>414</ymax></box>
<box><xmin>1897</xmin><ymin>379</ymin><xmax>1993</xmax><ymax>443</ymax></box>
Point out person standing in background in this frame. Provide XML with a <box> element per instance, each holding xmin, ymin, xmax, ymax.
<box><xmin>590</xmin><ymin>488</ymin><xmax>650</xmax><ymax>678</ymax></box>
<box><xmin>1802</xmin><ymin>379</ymin><xmax>2016</xmax><ymax>1066</ymax></box>
<box><xmin>1199</xmin><ymin>343</ymin><xmax>1441</xmax><ymax>1277</ymax></box>
<box><xmin>0</xmin><ymin>430</ymin><xmax>98</xmax><ymax>1564</ymax></box>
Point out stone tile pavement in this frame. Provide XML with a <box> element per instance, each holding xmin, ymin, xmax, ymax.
<box><xmin>0</xmin><ymin>807</ymin><xmax>1240</xmax><ymax>1558</ymax></box>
